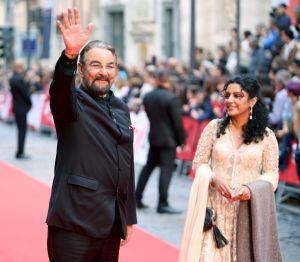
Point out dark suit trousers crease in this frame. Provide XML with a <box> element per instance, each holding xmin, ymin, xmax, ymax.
<box><xmin>135</xmin><ymin>146</ymin><xmax>176</xmax><ymax>206</ymax></box>
<box><xmin>15</xmin><ymin>113</ymin><xmax>27</xmax><ymax>155</ymax></box>
<box><xmin>47</xmin><ymin>222</ymin><xmax>121</xmax><ymax>262</ymax></box>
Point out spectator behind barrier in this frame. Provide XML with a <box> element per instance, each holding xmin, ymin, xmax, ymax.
<box><xmin>269</xmin><ymin>69</ymin><xmax>291</xmax><ymax>129</ymax></box>
<box><xmin>274</xmin><ymin>28</ymin><xmax>298</xmax><ymax>70</ymax></box>
<box><xmin>277</xmin><ymin>81</ymin><xmax>300</xmax><ymax>170</ymax></box>
<box><xmin>293</xmin><ymin>100</ymin><xmax>300</xmax><ymax>179</ymax></box>
<box><xmin>272</xmin><ymin>3</ymin><xmax>292</xmax><ymax>30</ymax></box>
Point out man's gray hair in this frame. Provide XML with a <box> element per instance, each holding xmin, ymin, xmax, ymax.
<box><xmin>79</xmin><ymin>40</ymin><xmax>118</xmax><ymax>64</ymax></box>
<box><xmin>275</xmin><ymin>69</ymin><xmax>291</xmax><ymax>86</ymax></box>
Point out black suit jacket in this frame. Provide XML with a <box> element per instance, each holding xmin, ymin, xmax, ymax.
<box><xmin>143</xmin><ymin>87</ymin><xmax>186</xmax><ymax>148</ymax></box>
<box><xmin>46</xmin><ymin>53</ymin><xmax>137</xmax><ymax>239</ymax></box>
<box><xmin>10</xmin><ymin>73</ymin><xmax>32</xmax><ymax>114</ymax></box>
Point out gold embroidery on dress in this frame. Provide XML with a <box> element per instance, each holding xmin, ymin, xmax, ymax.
<box><xmin>193</xmin><ymin>119</ymin><xmax>279</xmax><ymax>261</ymax></box>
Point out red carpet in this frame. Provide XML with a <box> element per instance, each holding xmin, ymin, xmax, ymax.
<box><xmin>0</xmin><ymin>161</ymin><xmax>179</xmax><ymax>262</ymax></box>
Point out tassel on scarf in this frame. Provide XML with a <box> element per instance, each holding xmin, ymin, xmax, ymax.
<box><xmin>213</xmin><ymin>225</ymin><xmax>229</xmax><ymax>248</ymax></box>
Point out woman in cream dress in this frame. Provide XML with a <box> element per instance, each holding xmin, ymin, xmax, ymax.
<box><xmin>180</xmin><ymin>75</ymin><xmax>279</xmax><ymax>262</ymax></box>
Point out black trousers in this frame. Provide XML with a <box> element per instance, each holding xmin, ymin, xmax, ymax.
<box><xmin>136</xmin><ymin>146</ymin><xmax>176</xmax><ymax>206</ymax></box>
<box><xmin>14</xmin><ymin>113</ymin><xmax>27</xmax><ymax>156</ymax></box>
<box><xmin>47</xmin><ymin>224</ymin><xmax>121</xmax><ymax>262</ymax></box>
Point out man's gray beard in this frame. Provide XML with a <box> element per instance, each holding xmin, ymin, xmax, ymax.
<box><xmin>85</xmin><ymin>81</ymin><xmax>111</xmax><ymax>97</ymax></box>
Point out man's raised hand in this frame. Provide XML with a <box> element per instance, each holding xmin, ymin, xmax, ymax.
<box><xmin>57</xmin><ymin>8</ymin><xmax>94</xmax><ymax>58</ymax></box>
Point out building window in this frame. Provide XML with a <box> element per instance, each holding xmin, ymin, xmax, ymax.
<box><xmin>109</xmin><ymin>11</ymin><xmax>124</xmax><ymax>61</ymax></box>
<box><xmin>162</xmin><ymin>6</ymin><xmax>174</xmax><ymax>58</ymax></box>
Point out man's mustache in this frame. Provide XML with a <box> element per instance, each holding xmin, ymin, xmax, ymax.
<box><xmin>93</xmin><ymin>76</ymin><xmax>110</xmax><ymax>84</ymax></box>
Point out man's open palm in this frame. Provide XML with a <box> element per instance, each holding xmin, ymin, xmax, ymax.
<box><xmin>57</xmin><ymin>8</ymin><xmax>94</xmax><ymax>56</ymax></box>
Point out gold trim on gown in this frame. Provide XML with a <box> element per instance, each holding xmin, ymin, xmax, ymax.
<box><xmin>179</xmin><ymin>119</ymin><xmax>279</xmax><ymax>262</ymax></box>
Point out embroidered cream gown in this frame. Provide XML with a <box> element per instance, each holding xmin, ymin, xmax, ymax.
<box><xmin>191</xmin><ymin>119</ymin><xmax>279</xmax><ymax>262</ymax></box>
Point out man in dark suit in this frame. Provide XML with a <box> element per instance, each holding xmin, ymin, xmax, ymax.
<box><xmin>135</xmin><ymin>70</ymin><xmax>186</xmax><ymax>214</ymax></box>
<box><xmin>10</xmin><ymin>62</ymin><xmax>32</xmax><ymax>159</ymax></box>
<box><xmin>46</xmin><ymin>8</ymin><xmax>136</xmax><ymax>261</ymax></box>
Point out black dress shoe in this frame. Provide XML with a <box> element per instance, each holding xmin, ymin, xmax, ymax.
<box><xmin>157</xmin><ymin>206</ymin><xmax>182</xmax><ymax>214</ymax></box>
<box><xmin>15</xmin><ymin>153</ymin><xmax>31</xmax><ymax>160</ymax></box>
<box><xmin>136</xmin><ymin>200</ymin><xmax>149</xmax><ymax>209</ymax></box>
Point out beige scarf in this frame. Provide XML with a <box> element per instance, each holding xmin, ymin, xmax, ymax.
<box><xmin>179</xmin><ymin>164</ymin><xmax>213</xmax><ymax>262</ymax></box>
<box><xmin>179</xmin><ymin>159</ymin><xmax>278</xmax><ymax>262</ymax></box>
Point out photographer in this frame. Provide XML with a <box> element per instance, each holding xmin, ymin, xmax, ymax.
<box><xmin>273</xmin><ymin>3</ymin><xmax>291</xmax><ymax>30</ymax></box>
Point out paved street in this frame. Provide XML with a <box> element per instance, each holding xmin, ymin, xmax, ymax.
<box><xmin>0</xmin><ymin>121</ymin><xmax>300</xmax><ymax>261</ymax></box>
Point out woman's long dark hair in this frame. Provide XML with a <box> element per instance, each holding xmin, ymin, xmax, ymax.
<box><xmin>216</xmin><ymin>75</ymin><xmax>269</xmax><ymax>144</ymax></box>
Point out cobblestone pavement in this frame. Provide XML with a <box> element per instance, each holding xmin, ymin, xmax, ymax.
<box><xmin>0</xmin><ymin>121</ymin><xmax>299</xmax><ymax>261</ymax></box>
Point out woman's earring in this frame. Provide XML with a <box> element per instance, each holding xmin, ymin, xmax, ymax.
<box><xmin>249</xmin><ymin>106</ymin><xmax>253</xmax><ymax>120</ymax></box>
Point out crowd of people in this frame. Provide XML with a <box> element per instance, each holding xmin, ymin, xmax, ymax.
<box><xmin>109</xmin><ymin>3</ymin><xmax>300</xmax><ymax>178</ymax></box>
<box><xmin>0</xmin><ymin>3</ymin><xmax>299</xmax><ymax>174</ymax></box>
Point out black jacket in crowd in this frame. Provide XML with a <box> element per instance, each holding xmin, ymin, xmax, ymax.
<box><xmin>143</xmin><ymin>87</ymin><xmax>186</xmax><ymax>148</ymax></box>
<box><xmin>46</xmin><ymin>53</ymin><xmax>137</xmax><ymax>239</ymax></box>
<box><xmin>10</xmin><ymin>72</ymin><xmax>32</xmax><ymax>114</ymax></box>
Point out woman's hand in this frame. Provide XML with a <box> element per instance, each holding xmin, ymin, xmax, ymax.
<box><xmin>211</xmin><ymin>176</ymin><xmax>232</xmax><ymax>199</ymax></box>
<box><xmin>230</xmin><ymin>186</ymin><xmax>251</xmax><ymax>201</ymax></box>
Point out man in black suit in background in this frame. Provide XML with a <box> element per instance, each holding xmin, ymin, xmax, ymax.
<box><xmin>10</xmin><ymin>62</ymin><xmax>32</xmax><ymax>159</ymax></box>
<box><xmin>46</xmin><ymin>8</ymin><xmax>136</xmax><ymax>261</ymax></box>
<box><xmin>135</xmin><ymin>70</ymin><xmax>186</xmax><ymax>214</ymax></box>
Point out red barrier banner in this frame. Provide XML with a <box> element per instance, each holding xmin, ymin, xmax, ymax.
<box><xmin>40</xmin><ymin>94</ymin><xmax>55</xmax><ymax>129</ymax></box>
<box><xmin>130</xmin><ymin>111</ymin><xmax>150</xmax><ymax>165</ymax></box>
<box><xmin>0</xmin><ymin>91</ymin><xmax>13</xmax><ymax>121</ymax></box>
<box><xmin>177</xmin><ymin>117</ymin><xmax>209</xmax><ymax>162</ymax></box>
<box><xmin>280</xmin><ymin>143</ymin><xmax>300</xmax><ymax>186</ymax></box>
<box><xmin>27</xmin><ymin>93</ymin><xmax>46</xmax><ymax>130</ymax></box>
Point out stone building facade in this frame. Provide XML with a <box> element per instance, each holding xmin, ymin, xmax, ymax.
<box><xmin>0</xmin><ymin>0</ymin><xmax>275</xmax><ymax>68</ymax></box>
